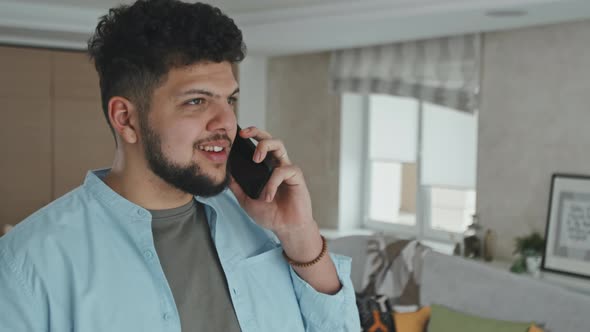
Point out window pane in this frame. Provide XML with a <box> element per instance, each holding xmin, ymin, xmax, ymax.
<box><xmin>369</xmin><ymin>95</ymin><xmax>418</xmax><ymax>162</ymax></box>
<box><xmin>421</xmin><ymin>102</ymin><xmax>477</xmax><ymax>188</ymax></box>
<box><xmin>368</xmin><ymin>161</ymin><xmax>416</xmax><ymax>226</ymax></box>
<box><xmin>430</xmin><ymin>187</ymin><xmax>476</xmax><ymax>233</ymax></box>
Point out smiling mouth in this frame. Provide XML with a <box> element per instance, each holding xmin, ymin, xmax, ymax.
<box><xmin>197</xmin><ymin>145</ymin><xmax>225</xmax><ymax>152</ymax></box>
<box><xmin>196</xmin><ymin>144</ymin><xmax>229</xmax><ymax>163</ymax></box>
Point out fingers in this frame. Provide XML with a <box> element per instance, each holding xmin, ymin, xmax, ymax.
<box><xmin>239</xmin><ymin>126</ymin><xmax>272</xmax><ymax>141</ymax></box>
<box><xmin>262</xmin><ymin>165</ymin><xmax>302</xmax><ymax>202</ymax></box>
<box><xmin>240</xmin><ymin>126</ymin><xmax>291</xmax><ymax>166</ymax></box>
<box><xmin>254</xmin><ymin>139</ymin><xmax>291</xmax><ymax>166</ymax></box>
<box><xmin>228</xmin><ymin>176</ymin><xmax>250</xmax><ymax>206</ymax></box>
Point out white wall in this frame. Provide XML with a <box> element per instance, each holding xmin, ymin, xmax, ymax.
<box><xmin>478</xmin><ymin>20</ymin><xmax>590</xmax><ymax>260</ymax></box>
<box><xmin>237</xmin><ymin>56</ymin><xmax>267</xmax><ymax>130</ymax></box>
<box><xmin>338</xmin><ymin>94</ymin><xmax>365</xmax><ymax>230</ymax></box>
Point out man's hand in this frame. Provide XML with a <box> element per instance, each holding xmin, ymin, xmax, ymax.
<box><xmin>228</xmin><ymin>126</ymin><xmax>315</xmax><ymax>237</ymax></box>
<box><xmin>228</xmin><ymin>126</ymin><xmax>341</xmax><ymax>295</ymax></box>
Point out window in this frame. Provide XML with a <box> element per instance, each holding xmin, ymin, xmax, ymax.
<box><xmin>428</xmin><ymin>187</ymin><xmax>476</xmax><ymax>234</ymax></box>
<box><xmin>367</xmin><ymin>161</ymin><xmax>416</xmax><ymax>226</ymax></box>
<box><xmin>362</xmin><ymin>94</ymin><xmax>478</xmax><ymax>241</ymax></box>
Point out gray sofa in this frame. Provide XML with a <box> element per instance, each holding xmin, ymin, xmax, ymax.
<box><xmin>328</xmin><ymin>235</ymin><xmax>590</xmax><ymax>332</ymax></box>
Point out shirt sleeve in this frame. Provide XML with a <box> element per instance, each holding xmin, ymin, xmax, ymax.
<box><xmin>0</xmin><ymin>248</ymin><xmax>45</xmax><ymax>332</ymax></box>
<box><xmin>289</xmin><ymin>253</ymin><xmax>361</xmax><ymax>331</ymax></box>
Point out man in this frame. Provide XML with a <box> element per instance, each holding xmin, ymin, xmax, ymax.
<box><xmin>0</xmin><ymin>0</ymin><xmax>360</xmax><ymax>331</ymax></box>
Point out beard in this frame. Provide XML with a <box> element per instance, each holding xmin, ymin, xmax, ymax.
<box><xmin>139</xmin><ymin>116</ymin><xmax>231</xmax><ymax>197</ymax></box>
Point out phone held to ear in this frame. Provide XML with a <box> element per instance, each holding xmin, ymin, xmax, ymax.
<box><xmin>228</xmin><ymin>125</ymin><xmax>274</xmax><ymax>199</ymax></box>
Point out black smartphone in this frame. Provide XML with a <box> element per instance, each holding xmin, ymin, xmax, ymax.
<box><xmin>228</xmin><ymin>125</ymin><xmax>274</xmax><ymax>199</ymax></box>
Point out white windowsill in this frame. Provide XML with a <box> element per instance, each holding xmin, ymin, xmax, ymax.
<box><xmin>320</xmin><ymin>227</ymin><xmax>456</xmax><ymax>256</ymax></box>
<box><xmin>320</xmin><ymin>228</ymin><xmax>376</xmax><ymax>241</ymax></box>
<box><xmin>420</xmin><ymin>239</ymin><xmax>455</xmax><ymax>255</ymax></box>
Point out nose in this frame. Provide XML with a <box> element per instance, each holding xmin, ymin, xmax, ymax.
<box><xmin>206</xmin><ymin>100</ymin><xmax>236</xmax><ymax>135</ymax></box>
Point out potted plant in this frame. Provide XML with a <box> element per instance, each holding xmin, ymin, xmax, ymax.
<box><xmin>510</xmin><ymin>232</ymin><xmax>545</xmax><ymax>277</ymax></box>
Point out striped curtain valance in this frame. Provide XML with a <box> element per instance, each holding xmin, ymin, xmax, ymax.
<box><xmin>329</xmin><ymin>34</ymin><xmax>481</xmax><ymax>113</ymax></box>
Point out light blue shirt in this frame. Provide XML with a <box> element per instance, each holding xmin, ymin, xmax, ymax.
<box><xmin>0</xmin><ymin>169</ymin><xmax>360</xmax><ymax>331</ymax></box>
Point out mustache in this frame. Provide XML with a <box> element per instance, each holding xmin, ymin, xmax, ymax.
<box><xmin>194</xmin><ymin>134</ymin><xmax>232</xmax><ymax>148</ymax></box>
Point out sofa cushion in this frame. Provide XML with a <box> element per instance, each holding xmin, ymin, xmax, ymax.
<box><xmin>429</xmin><ymin>304</ymin><xmax>530</xmax><ymax>332</ymax></box>
<box><xmin>420</xmin><ymin>251</ymin><xmax>590</xmax><ymax>332</ymax></box>
<box><xmin>327</xmin><ymin>235</ymin><xmax>379</xmax><ymax>290</ymax></box>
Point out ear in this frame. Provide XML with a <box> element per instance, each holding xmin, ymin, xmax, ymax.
<box><xmin>108</xmin><ymin>97</ymin><xmax>139</xmax><ymax>144</ymax></box>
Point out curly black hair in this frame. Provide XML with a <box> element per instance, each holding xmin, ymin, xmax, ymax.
<box><xmin>87</xmin><ymin>0</ymin><xmax>246</xmax><ymax>138</ymax></box>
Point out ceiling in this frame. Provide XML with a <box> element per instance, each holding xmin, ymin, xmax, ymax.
<box><xmin>6</xmin><ymin>0</ymin><xmax>362</xmax><ymax>12</ymax></box>
<box><xmin>1</xmin><ymin>0</ymin><xmax>590</xmax><ymax>55</ymax></box>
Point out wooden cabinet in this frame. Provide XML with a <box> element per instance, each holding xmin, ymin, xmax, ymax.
<box><xmin>51</xmin><ymin>50</ymin><xmax>113</xmax><ymax>198</ymax></box>
<box><xmin>0</xmin><ymin>46</ymin><xmax>113</xmax><ymax>228</ymax></box>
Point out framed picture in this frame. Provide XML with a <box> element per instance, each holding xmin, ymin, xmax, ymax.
<box><xmin>542</xmin><ymin>173</ymin><xmax>590</xmax><ymax>278</ymax></box>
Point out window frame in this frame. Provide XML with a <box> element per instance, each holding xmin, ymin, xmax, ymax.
<box><xmin>361</xmin><ymin>95</ymin><xmax>476</xmax><ymax>244</ymax></box>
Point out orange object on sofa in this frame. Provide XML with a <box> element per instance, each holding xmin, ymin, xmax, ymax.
<box><xmin>393</xmin><ymin>306</ymin><xmax>431</xmax><ymax>332</ymax></box>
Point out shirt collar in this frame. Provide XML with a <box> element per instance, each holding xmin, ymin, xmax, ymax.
<box><xmin>83</xmin><ymin>168</ymin><xmax>150</xmax><ymax>220</ymax></box>
<box><xmin>83</xmin><ymin>168</ymin><xmax>223</xmax><ymax>221</ymax></box>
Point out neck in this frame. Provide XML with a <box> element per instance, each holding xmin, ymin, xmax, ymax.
<box><xmin>104</xmin><ymin>153</ymin><xmax>193</xmax><ymax>210</ymax></box>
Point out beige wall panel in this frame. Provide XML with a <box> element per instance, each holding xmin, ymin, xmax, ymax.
<box><xmin>52</xmin><ymin>50</ymin><xmax>101</xmax><ymax>100</ymax></box>
<box><xmin>0</xmin><ymin>98</ymin><xmax>52</xmax><ymax>226</ymax></box>
<box><xmin>0</xmin><ymin>46</ymin><xmax>51</xmax><ymax>99</ymax></box>
<box><xmin>267</xmin><ymin>53</ymin><xmax>341</xmax><ymax>229</ymax></box>
<box><xmin>53</xmin><ymin>99</ymin><xmax>114</xmax><ymax>198</ymax></box>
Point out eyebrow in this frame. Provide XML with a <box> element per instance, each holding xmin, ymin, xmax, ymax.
<box><xmin>176</xmin><ymin>87</ymin><xmax>240</xmax><ymax>99</ymax></box>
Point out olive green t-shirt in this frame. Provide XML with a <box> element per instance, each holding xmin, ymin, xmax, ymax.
<box><xmin>150</xmin><ymin>199</ymin><xmax>241</xmax><ymax>331</ymax></box>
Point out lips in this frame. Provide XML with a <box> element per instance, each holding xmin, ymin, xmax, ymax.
<box><xmin>196</xmin><ymin>140</ymin><xmax>230</xmax><ymax>163</ymax></box>
<box><xmin>197</xmin><ymin>149</ymin><xmax>228</xmax><ymax>163</ymax></box>
<box><xmin>198</xmin><ymin>145</ymin><xmax>224</xmax><ymax>152</ymax></box>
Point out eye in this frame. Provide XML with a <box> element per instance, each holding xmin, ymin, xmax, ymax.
<box><xmin>228</xmin><ymin>97</ymin><xmax>238</xmax><ymax>105</ymax></box>
<box><xmin>186</xmin><ymin>98</ymin><xmax>205</xmax><ymax>106</ymax></box>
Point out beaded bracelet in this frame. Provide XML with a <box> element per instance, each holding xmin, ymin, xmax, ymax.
<box><xmin>282</xmin><ymin>235</ymin><xmax>327</xmax><ymax>268</ymax></box>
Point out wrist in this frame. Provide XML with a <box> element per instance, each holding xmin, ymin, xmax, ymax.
<box><xmin>275</xmin><ymin>221</ymin><xmax>323</xmax><ymax>263</ymax></box>
<box><xmin>283</xmin><ymin>235</ymin><xmax>327</xmax><ymax>268</ymax></box>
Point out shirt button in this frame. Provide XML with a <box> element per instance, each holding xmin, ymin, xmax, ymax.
<box><xmin>232</xmin><ymin>288</ymin><xmax>239</xmax><ymax>296</ymax></box>
<box><xmin>144</xmin><ymin>250</ymin><xmax>154</xmax><ymax>260</ymax></box>
<box><xmin>163</xmin><ymin>313</ymin><xmax>171</xmax><ymax>321</ymax></box>
<box><xmin>137</xmin><ymin>209</ymin><xmax>147</xmax><ymax>217</ymax></box>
